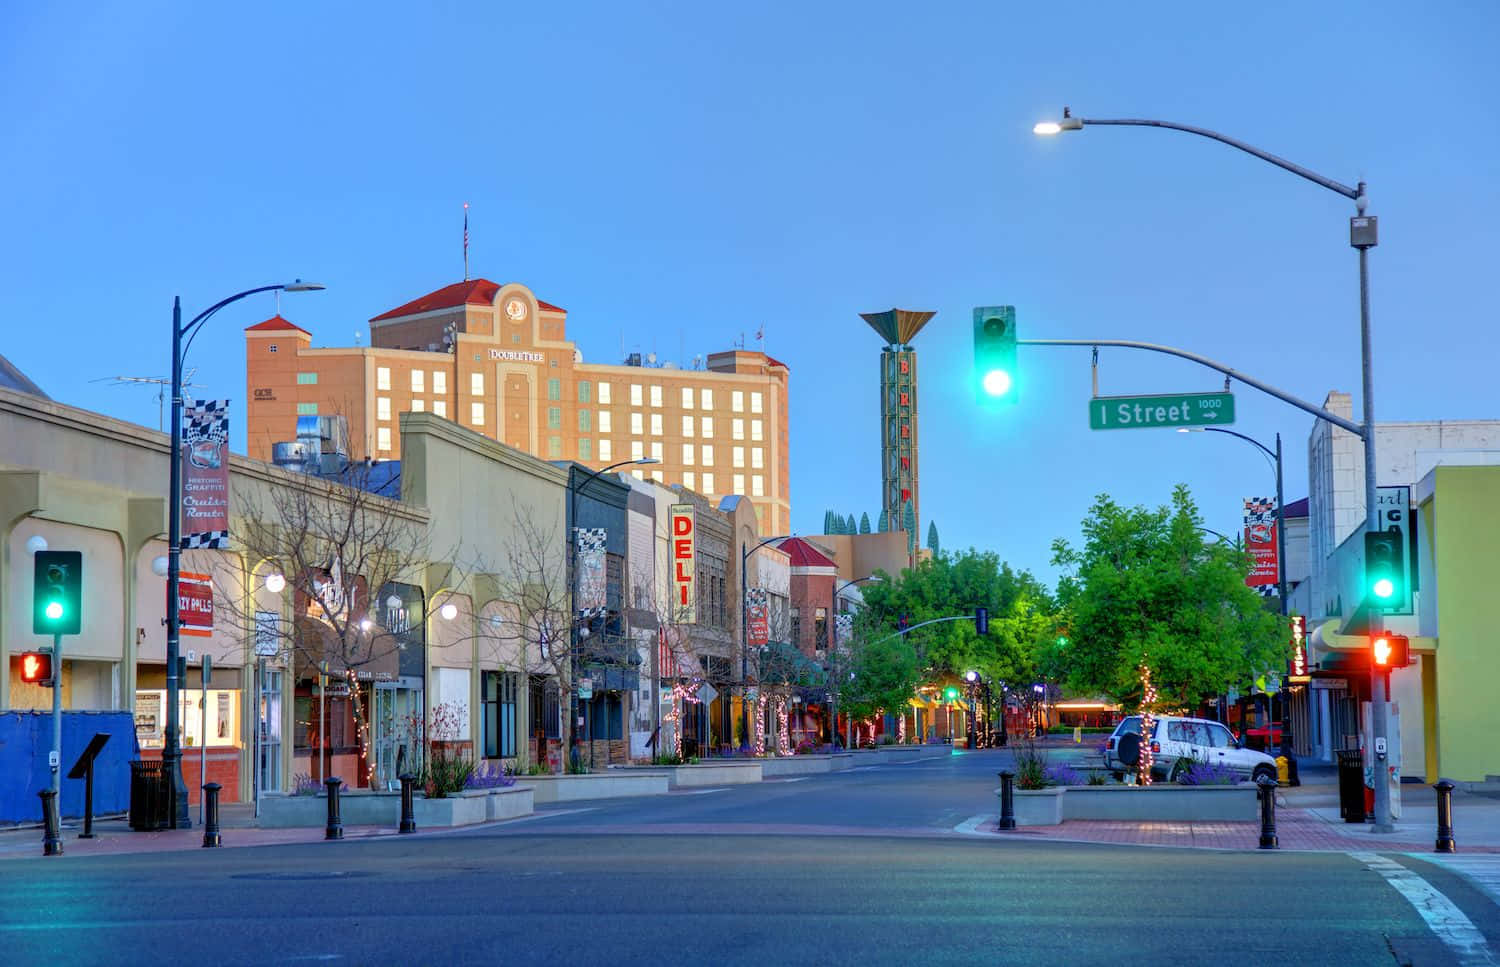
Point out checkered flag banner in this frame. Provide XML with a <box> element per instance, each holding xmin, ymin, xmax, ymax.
<box><xmin>835</xmin><ymin>613</ymin><xmax>854</xmax><ymax>642</ymax></box>
<box><xmin>1242</xmin><ymin>496</ymin><xmax>1280</xmax><ymax>597</ymax></box>
<box><xmin>575</xmin><ymin>526</ymin><xmax>607</xmax><ymax>616</ymax></box>
<box><xmin>746</xmin><ymin>587</ymin><xmax>768</xmax><ymax>610</ymax></box>
<box><xmin>181</xmin><ymin>398</ymin><xmax>232</xmax><ymax>550</ymax></box>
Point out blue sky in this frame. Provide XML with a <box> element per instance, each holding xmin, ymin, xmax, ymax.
<box><xmin>3</xmin><ymin>2</ymin><xmax>1496</xmax><ymax>584</ymax></box>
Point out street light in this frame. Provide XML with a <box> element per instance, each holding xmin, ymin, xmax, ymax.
<box><xmin>741</xmin><ymin>533</ymin><xmax>791</xmax><ymax>751</ymax></box>
<box><xmin>568</xmin><ymin>457</ymin><xmax>657</xmax><ymax>771</ymax></box>
<box><xmin>165</xmin><ymin>280</ymin><xmax>324</xmax><ymax>827</ymax></box>
<box><xmin>1034</xmin><ymin>107</ymin><xmax>1395</xmax><ymax>832</ymax></box>
<box><xmin>1177</xmin><ymin>427</ymin><xmax>1288</xmax><ymax>612</ymax></box>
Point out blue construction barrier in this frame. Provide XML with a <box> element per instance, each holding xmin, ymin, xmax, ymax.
<box><xmin>0</xmin><ymin>711</ymin><xmax>138</xmax><ymax>824</ymax></box>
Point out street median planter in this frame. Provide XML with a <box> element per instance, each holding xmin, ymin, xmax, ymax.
<box><xmin>875</xmin><ymin>745</ymin><xmax>945</xmax><ymax>764</ymax></box>
<box><xmin>610</xmin><ymin>761</ymin><xmax>763</xmax><ymax>787</ymax></box>
<box><xmin>485</xmin><ymin>785</ymin><xmax>535</xmax><ymax>820</ymax></box>
<box><xmin>1008</xmin><ymin>787</ymin><xmax>1065</xmax><ymax>826</ymax></box>
<box><xmin>259</xmin><ymin>786</ymin><xmax>532</xmax><ymax>829</ymax></box>
<box><xmin>759</xmin><ymin>755</ymin><xmax>835</xmax><ymax>777</ymax></box>
<box><xmin>1060</xmin><ymin>784</ymin><xmax>1258</xmax><ymax>822</ymax></box>
<box><xmin>527</xmin><ymin>772</ymin><xmax>670</xmax><ymax>803</ymax></box>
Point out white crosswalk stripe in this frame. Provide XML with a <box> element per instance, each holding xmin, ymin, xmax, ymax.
<box><xmin>1413</xmin><ymin>853</ymin><xmax>1500</xmax><ymax>908</ymax></box>
<box><xmin>1351</xmin><ymin>852</ymin><xmax>1497</xmax><ymax>965</ymax></box>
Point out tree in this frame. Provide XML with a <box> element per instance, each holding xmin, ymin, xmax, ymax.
<box><xmin>878</xmin><ymin>509</ymin><xmax>889</xmax><ymax>532</ymax></box>
<box><xmin>903</xmin><ymin>501</ymin><xmax>916</xmax><ymax>556</ymax></box>
<box><xmin>1049</xmin><ymin>485</ymin><xmax>1287</xmax><ymax>711</ymax></box>
<box><xmin>843</xmin><ymin>631</ymin><xmax>920</xmax><ymax>728</ymax></box>
<box><xmin>823</xmin><ymin>510</ymin><xmax>837</xmax><ymax>535</ymax></box>
<box><xmin>859</xmin><ymin>512</ymin><xmax>871</xmax><ymax>535</ymax></box>
<box><xmin>926</xmin><ymin>521</ymin><xmax>940</xmax><ymax>555</ymax></box>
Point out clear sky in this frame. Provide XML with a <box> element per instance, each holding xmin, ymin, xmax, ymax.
<box><xmin>3</xmin><ymin>2</ymin><xmax>1496</xmax><ymax>585</ymax></box>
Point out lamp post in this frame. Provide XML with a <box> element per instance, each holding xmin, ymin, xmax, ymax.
<box><xmin>739</xmin><ymin>534</ymin><xmax>791</xmax><ymax>751</ymax></box>
<box><xmin>568</xmin><ymin>457</ymin><xmax>657</xmax><ymax>771</ymax></box>
<box><xmin>166</xmin><ymin>281</ymin><xmax>323</xmax><ymax>827</ymax></box>
<box><xmin>1179</xmin><ymin>427</ymin><xmax>1288</xmax><ymax>612</ymax></box>
<box><xmin>964</xmin><ymin>670</ymin><xmax>979</xmax><ymax>749</ymax></box>
<box><xmin>1035</xmin><ymin>109</ymin><xmax>1393</xmax><ymax>832</ymax></box>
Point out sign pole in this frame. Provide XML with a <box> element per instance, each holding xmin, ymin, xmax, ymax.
<box><xmin>50</xmin><ymin>632</ymin><xmax>62</xmax><ymax>795</ymax></box>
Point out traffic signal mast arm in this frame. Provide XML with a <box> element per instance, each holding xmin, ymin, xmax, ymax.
<box><xmin>871</xmin><ymin>613</ymin><xmax>983</xmax><ymax>649</ymax></box>
<box><xmin>1017</xmin><ymin>338</ymin><xmax>1365</xmax><ymax>438</ymax></box>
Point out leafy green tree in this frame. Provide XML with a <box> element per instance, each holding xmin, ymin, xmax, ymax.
<box><xmin>1050</xmin><ymin>485</ymin><xmax>1286</xmax><ymax>710</ymax></box>
<box><xmin>859</xmin><ymin>512</ymin><xmax>871</xmax><ymax>535</ymax></box>
<box><xmin>843</xmin><ymin>632</ymin><xmax>920</xmax><ymax>721</ymax></box>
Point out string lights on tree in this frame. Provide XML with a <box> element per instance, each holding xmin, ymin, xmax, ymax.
<box><xmin>1138</xmin><ymin>662</ymin><xmax>1157</xmax><ymax>786</ymax></box>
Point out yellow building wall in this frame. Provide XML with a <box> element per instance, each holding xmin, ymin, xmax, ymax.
<box><xmin>1429</xmin><ymin>465</ymin><xmax>1500</xmax><ymax>781</ymax></box>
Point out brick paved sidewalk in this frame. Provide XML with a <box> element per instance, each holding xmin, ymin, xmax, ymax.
<box><xmin>987</xmin><ymin>806</ymin><xmax>1500</xmax><ymax>853</ymax></box>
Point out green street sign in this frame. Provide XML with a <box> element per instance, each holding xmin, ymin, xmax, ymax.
<box><xmin>1088</xmin><ymin>392</ymin><xmax>1235</xmax><ymax>430</ymax></box>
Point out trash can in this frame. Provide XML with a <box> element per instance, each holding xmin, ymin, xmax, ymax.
<box><xmin>1336</xmin><ymin>749</ymin><xmax>1365</xmax><ymax>824</ymax></box>
<box><xmin>129</xmin><ymin>760</ymin><xmax>170</xmax><ymax>831</ymax></box>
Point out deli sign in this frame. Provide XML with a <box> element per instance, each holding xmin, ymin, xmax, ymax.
<box><xmin>669</xmin><ymin>503</ymin><xmax>697</xmax><ymax>624</ymax></box>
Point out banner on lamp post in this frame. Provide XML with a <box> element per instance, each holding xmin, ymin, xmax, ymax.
<box><xmin>175</xmin><ymin>571</ymin><xmax>214</xmax><ymax>638</ymax></box>
<box><xmin>181</xmin><ymin>399</ymin><xmax>231</xmax><ymax>549</ymax></box>
<box><xmin>669</xmin><ymin>504</ymin><xmax>696</xmax><ymax>624</ymax></box>
<box><xmin>575</xmin><ymin>527</ymin><xmax>607</xmax><ymax>614</ymax></box>
<box><xmin>1242</xmin><ymin>496</ymin><xmax>1279</xmax><ymax>595</ymax></box>
<box><xmin>747</xmin><ymin>587</ymin><xmax>769</xmax><ymax>648</ymax></box>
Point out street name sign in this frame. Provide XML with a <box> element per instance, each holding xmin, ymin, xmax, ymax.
<box><xmin>1088</xmin><ymin>392</ymin><xmax>1235</xmax><ymax>430</ymax></box>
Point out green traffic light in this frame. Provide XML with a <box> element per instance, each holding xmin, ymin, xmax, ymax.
<box><xmin>982</xmin><ymin>369</ymin><xmax>1013</xmax><ymax>397</ymax></box>
<box><xmin>1372</xmin><ymin>578</ymin><xmax>1394</xmax><ymax>599</ymax></box>
<box><xmin>44</xmin><ymin>601</ymin><xmax>63</xmax><ymax>621</ymax></box>
<box><xmin>973</xmin><ymin>306</ymin><xmax>1018</xmax><ymax>405</ymax></box>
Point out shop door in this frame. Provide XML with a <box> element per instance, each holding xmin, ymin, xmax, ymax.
<box><xmin>374</xmin><ymin>682</ymin><xmax>423</xmax><ymax>791</ymax></box>
<box><xmin>257</xmin><ymin>667</ymin><xmax>283</xmax><ymax>792</ymax></box>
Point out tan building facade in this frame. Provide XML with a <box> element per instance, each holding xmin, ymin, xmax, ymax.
<box><xmin>246</xmin><ymin>279</ymin><xmax>791</xmax><ymax>536</ymax></box>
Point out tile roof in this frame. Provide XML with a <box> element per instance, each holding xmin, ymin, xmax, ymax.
<box><xmin>370</xmin><ymin>280</ymin><xmax>565</xmax><ymax>321</ymax></box>
<box><xmin>778</xmin><ymin>536</ymin><xmax>836</xmax><ymax>569</ymax></box>
<box><xmin>1282</xmin><ymin>497</ymin><xmax>1309</xmax><ymax>518</ymax></box>
<box><xmin>244</xmin><ymin>315</ymin><xmax>311</xmax><ymax>335</ymax></box>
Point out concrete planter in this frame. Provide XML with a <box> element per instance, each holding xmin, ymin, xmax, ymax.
<box><xmin>874</xmin><ymin>745</ymin><xmax>945</xmax><ymax>764</ymax></box>
<box><xmin>1010</xmin><ymin>788</ymin><xmax>1065</xmax><ymax>826</ymax></box>
<box><xmin>259</xmin><ymin>786</ymin><xmax>530</xmax><ymax>828</ymax></box>
<box><xmin>412</xmin><ymin>791</ymin><xmax>489</xmax><ymax>827</ymax></box>
<box><xmin>759</xmin><ymin>755</ymin><xmax>835</xmax><ymax>777</ymax></box>
<box><xmin>609</xmin><ymin>761</ymin><xmax>763</xmax><ymax>787</ymax></box>
<box><xmin>1060</xmin><ymin>784</ymin><xmax>1258</xmax><ymax>822</ymax></box>
<box><xmin>485</xmin><ymin>785</ymin><xmax>535</xmax><ymax>820</ymax></box>
<box><xmin>527</xmin><ymin>772</ymin><xmax>670</xmax><ymax>803</ymax></box>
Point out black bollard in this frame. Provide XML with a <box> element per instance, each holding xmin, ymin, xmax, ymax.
<box><xmin>39</xmin><ymin>789</ymin><xmax>63</xmax><ymax>857</ymax></box>
<box><xmin>1256</xmin><ymin>774</ymin><xmax>1278</xmax><ymax>849</ymax></box>
<box><xmin>1434</xmin><ymin>779</ymin><xmax>1456</xmax><ymax>854</ymax></box>
<box><xmin>201</xmin><ymin>782</ymin><xmax>222</xmax><ymax>848</ymax></box>
<box><xmin>398</xmin><ymin>774</ymin><xmax>417</xmax><ymax>834</ymax></box>
<box><xmin>998</xmin><ymin>771</ymin><xmax>1017</xmax><ymax>831</ymax></box>
<box><xmin>324</xmin><ymin>776</ymin><xmax>345</xmax><ymax>840</ymax></box>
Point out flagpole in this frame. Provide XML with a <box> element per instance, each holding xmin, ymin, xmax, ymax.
<box><xmin>463</xmin><ymin>202</ymin><xmax>469</xmax><ymax>281</ymax></box>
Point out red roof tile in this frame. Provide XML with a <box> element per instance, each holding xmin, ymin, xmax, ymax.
<box><xmin>538</xmin><ymin>299</ymin><xmax>565</xmax><ymax>312</ymax></box>
<box><xmin>370</xmin><ymin>280</ymin><xmax>566</xmax><ymax>322</ymax></box>
<box><xmin>778</xmin><ymin>537</ymin><xmax>836</xmax><ymax>569</ymax></box>
<box><xmin>766</xmin><ymin>354</ymin><xmax>789</xmax><ymax>371</ymax></box>
<box><xmin>244</xmin><ymin>315</ymin><xmax>311</xmax><ymax>335</ymax></box>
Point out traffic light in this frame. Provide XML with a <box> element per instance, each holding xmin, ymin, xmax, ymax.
<box><xmin>1371</xmin><ymin>633</ymin><xmax>1410</xmax><ymax>669</ymax></box>
<box><xmin>19</xmin><ymin>650</ymin><xmax>54</xmax><ymax>686</ymax></box>
<box><xmin>1364</xmin><ymin>530</ymin><xmax>1404</xmax><ymax>609</ymax></box>
<box><xmin>974</xmin><ymin>607</ymin><xmax>989</xmax><ymax>635</ymax></box>
<box><xmin>33</xmin><ymin>550</ymin><xmax>82</xmax><ymax>636</ymax></box>
<box><xmin>973</xmin><ymin>306</ymin><xmax>1018</xmax><ymax>403</ymax></box>
<box><xmin>898</xmin><ymin>614</ymin><xmax>909</xmax><ymax>632</ymax></box>
<box><xmin>944</xmin><ymin>686</ymin><xmax>960</xmax><ymax>702</ymax></box>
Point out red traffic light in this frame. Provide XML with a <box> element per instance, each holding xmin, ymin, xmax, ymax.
<box><xmin>20</xmin><ymin>651</ymin><xmax>53</xmax><ymax>685</ymax></box>
<box><xmin>1371</xmin><ymin>634</ymin><xmax>1410</xmax><ymax>668</ymax></box>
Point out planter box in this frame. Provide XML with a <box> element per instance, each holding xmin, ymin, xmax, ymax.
<box><xmin>1060</xmin><ymin>784</ymin><xmax>1258</xmax><ymax>822</ymax></box>
<box><xmin>527</xmin><ymin>772</ymin><xmax>670</xmax><ymax>803</ymax></box>
<box><xmin>412</xmin><ymin>791</ymin><xmax>488</xmax><ymax>827</ymax></box>
<box><xmin>609</xmin><ymin>761</ymin><xmax>763</xmax><ymax>787</ymax></box>
<box><xmin>485</xmin><ymin>785</ymin><xmax>535</xmax><ymax>820</ymax></box>
<box><xmin>874</xmin><ymin>745</ymin><xmax>945</xmax><ymax>763</ymax></box>
<box><xmin>258</xmin><ymin>787</ymin><xmax>529</xmax><ymax>829</ymax></box>
<box><xmin>759</xmin><ymin>755</ymin><xmax>835</xmax><ymax>777</ymax></box>
<box><xmin>1008</xmin><ymin>788</ymin><xmax>1065</xmax><ymax>826</ymax></box>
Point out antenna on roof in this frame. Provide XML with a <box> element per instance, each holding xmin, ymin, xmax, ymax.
<box><xmin>463</xmin><ymin>202</ymin><xmax>470</xmax><ymax>282</ymax></box>
<box><xmin>92</xmin><ymin>368</ymin><xmax>203</xmax><ymax>431</ymax></box>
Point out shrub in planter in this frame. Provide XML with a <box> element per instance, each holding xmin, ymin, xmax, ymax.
<box><xmin>1176</xmin><ymin>758</ymin><xmax>1242</xmax><ymax>786</ymax></box>
<box><xmin>465</xmin><ymin>762</ymin><xmax>516</xmax><ymax>790</ymax></box>
<box><xmin>1044</xmin><ymin>763</ymin><xmax>1085</xmax><ymax>787</ymax></box>
<box><xmin>1012</xmin><ymin>737</ymin><xmax>1051</xmax><ymax>790</ymax></box>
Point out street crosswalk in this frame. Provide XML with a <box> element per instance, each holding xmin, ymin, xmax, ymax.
<box><xmin>1414</xmin><ymin>853</ymin><xmax>1500</xmax><ymax>908</ymax></box>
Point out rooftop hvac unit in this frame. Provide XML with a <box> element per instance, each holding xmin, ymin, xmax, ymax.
<box><xmin>271</xmin><ymin>440</ymin><xmax>307</xmax><ymax>472</ymax></box>
<box><xmin>625</xmin><ymin>352</ymin><xmax>642</xmax><ymax>367</ymax></box>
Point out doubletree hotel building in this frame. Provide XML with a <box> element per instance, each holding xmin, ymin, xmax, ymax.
<box><xmin>245</xmin><ymin>278</ymin><xmax>791</xmax><ymax>535</ymax></box>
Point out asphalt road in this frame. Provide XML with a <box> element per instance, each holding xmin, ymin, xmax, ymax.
<box><xmin>4</xmin><ymin>749</ymin><xmax>1497</xmax><ymax>966</ymax></box>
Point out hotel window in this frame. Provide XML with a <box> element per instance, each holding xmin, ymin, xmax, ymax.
<box><xmin>600</xmin><ymin>439</ymin><xmax>613</xmax><ymax>462</ymax></box>
<box><xmin>752</xmin><ymin>475</ymin><xmax>764</xmax><ymax>497</ymax></box>
<box><xmin>296</xmin><ymin>372</ymin><xmax>318</xmax><ymax>385</ymax></box>
<box><xmin>470</xmin><ymin>402</ymin><xmax>485</xmax><ymax>426</ymax></box>
<box><xmin>681</xmin><ymin>387</ymin><xmax>694</xmax><ymax>409</ymax></box>
<box><xmin>433</xmin><ymin>371</ymin><xmax>447</xmax><ymax>394</ymax></box>
<box><xmin>701</xmin><ymin>473</ymin><xmax>715</xmax><ymax>494</ymax></box>
<box><xmin>411</xmin><ymin>370</ymin><xmax>424</xmax><ymax>393</ymax></box>
<box><xmin>411</xmin><ymin>399</ymin><xmax>425</xmax><ymax>413</ymax></box>
<box><xmin>734</xmin><ymin>474</ymin><xmax>746</xmax><ymax>495</ymax></box>
<box><xmin>732</xmin><ymin>418</ymin><xmax>744</xmax><ymax>440</ymax></box>
<box><xmin>547</xmin><ymin>407</ymin><xmax>562</xmax><ymax>429</ymax></box>
<box><xmin>377</xmin><ymin>367</ymin><xmax>391</xmax><ymax>391</ymax></box>
<box><xmin>651</xmin><ymin>442</ymin><xmax>663</xmax><ymax>462</ymax></box>
<box><xmin>297</xmin><ymin>402</ymin><xmax>318</xmax><ymax>415</ymax></box>
<box><xmin>598</xmin><ymin>381</ymin><xmax>612</xmax><ymax>404</ymax></box>
<box><xmin>578</xmin><ymin>381</ymin><xmax>592</xmax><ymax>403</ymax></box>
<box><xmin>682</xmin><ymin>444</ymin><xmax>695</xmax><ymax>466</ymax></box>
<box><xmin>599</xmin><ymin>411</ymin><xmax>612</xmax><ymax>433</ymax></box>
<box><xmin>433</xmin><ymin>400</ymin><xmax>447</xmax><ymax>418</ymax></box>
<box><xmin>701</xmin><ymin>444</ymin><xmax>715</xmax><ymax>467</ymax></box>
<box><xmin>548</xmin><ymin>437</ymin><xmax>562</xmax><ymax>458</ymax></box>
<box><xmin>630</xmin><ymin>384</ymin><xmax>643</xmax><ymax>406</ymax></box>
<box><xmin>650</xmin><ymin>413</ymin><xmax>663</xmax><ymax>436</ymax></box>
<box><xmin>732</xmin><ymin>446</ymin><xmax>744</xmax><ymax>468</ymax></box>
<box><xmin>751</xmin><ymin>419</ymin><xmax>763</xmax><ymax>442</ymax></box>
<box><xmin>631</xmin><ymin>412</ymin><xmax>644</xmax><ymax>435</ymax></box>
<box><xmin>751</xmin><ymin>447</ymin><xmax>763</xmax><ymax>469</ymax></box>
<box><xmin>652</xmin><ymin>470</ymin><xmax>663</xmax><ymax>483</ymax></box>
<box><xmin>700</xmin><ymin>388</ymin><xmax>713</xmax><ymax>409</ymax></box>
<box><xmin>631</xmin><ymin>440</ymin><xmax>645</xmax><ymax>461</ymax></box>
<box><xmin>682</xmin><ymin>414</ymin><xmax>694</xmax><ymax>437</ymax></box>
<box><xmin>377</xmin><ymin>427</ymin><xmax>392</xmax><ymax>451</ymax></box>
<box><xmin>683</xmin><ymin>470</ymin><xmax>695</xmax><ymax>489</ymax></box>
<box><xmin>650</xmin><ymin>385</ymin><xmax>663</xmax><ymax>407</ymax></box>
<box><xmin>377</xmin><ymin>398</ymin><xmax>392</xmax><ymax>421</ymax></box>
<box><xmin>471</xmin><ymin>373</ymin><xmax>484</xmax><ymax>396</ymax></box>
<box><xmin>548</xmin><ymin>379</ymin><xmax>561</xmax><ymax>401</ymax></box>
<box><xmin>701</xmin><ymin>416</ymin><xmax>714</xmax><ymax>438</ymax></box>
<box><xmin>751</xmin><ymin>391</ymin><xmax>763</xmax><ymax>414</ymax></box>
<box><xmin>732</xmin><ymin>390</ymin><xmax>744</xmax><ymax>412</ymax></box>
<box><xmin>578</xmin><ymin>438</ymin><xmax>592</xmax><ymax>460</ymax></box>
<box><xmin>578</xmin><ymin>410</ymin><xmax>592</xmax><ymax>432</ymax></box>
